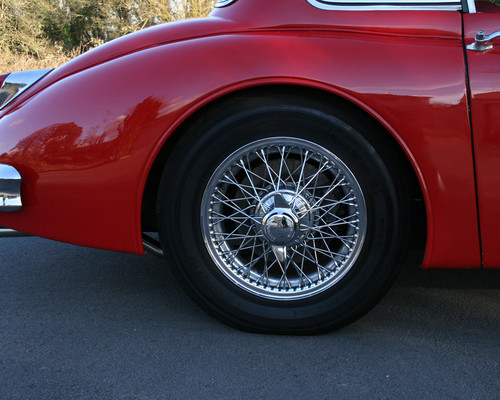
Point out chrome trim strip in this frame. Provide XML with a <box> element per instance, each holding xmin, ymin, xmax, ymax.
<box><xmin>0</xmin><ymin>69</ymin><xmax>52</xmax><ymax>110</ymax></box>
<box><xmin>0</xmin><ymin>164</ymin><xmax>22</xmax><ymax>212</ymax></box>
<box><xmin>306</xmin><ymin>0</ymin><xmax>461</xmax><ymax>10</ymax></box>
<box><xmin>311</xmin><ymin>0</ymin><xmax>461</xmax><ymax>3</ymax></box>
<box><xmin>215</xmin><ymin>0</ymin><xmax>238</xmax><ymax>7</ymax></box>
<box><xmin>466</xmin><ymin>0</ymin><xmax>476</xmax><ymax>13</ymax></box>
<box><xmin>0</xmin><ymin>228</ymin><xmax>30</xmax><ymax>237</ymax></box>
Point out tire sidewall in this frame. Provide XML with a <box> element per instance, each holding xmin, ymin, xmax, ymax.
<box><xmin>159</xmin><ymin>103</ymin><xmax>404</xmax><ymax>332</ymax></box>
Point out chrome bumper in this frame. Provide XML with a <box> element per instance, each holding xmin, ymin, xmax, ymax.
<box><xmin>0</xmin><ymin>227</ymin><xmax>29</xmax><ymax>237</ymax></box>
<box><xmin>0</xmin><ymin>164</ymin><xmax>22</xmax><ymax>211</ymax></box>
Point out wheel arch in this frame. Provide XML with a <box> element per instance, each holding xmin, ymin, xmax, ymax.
<box><xmin>141</xmin><ymin>83</ymin><xmax>426</xmax><ymax>259</ymax></box>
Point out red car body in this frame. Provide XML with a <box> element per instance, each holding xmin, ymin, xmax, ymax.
<box><xmin>0</xmin><ymin>0</ymin><xmax>498</xmax><ymax>331</ymax></box>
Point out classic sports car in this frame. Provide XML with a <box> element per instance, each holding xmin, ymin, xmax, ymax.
<box><xmin>0</xmin><ymin>0</ymin><xmax>499</xmax><ymax>334</ymax></box>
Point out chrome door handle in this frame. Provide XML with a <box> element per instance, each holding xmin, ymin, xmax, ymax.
<box><xmin>467</xmin><ymin>30</ymin><xmax>500</xmax><ymax>52</ymax></box>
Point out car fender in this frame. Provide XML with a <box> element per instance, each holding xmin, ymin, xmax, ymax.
<box><xmin>0</xmin><ymin>27</ymin><xmax>480</xmax><ymax>267</ymax></box>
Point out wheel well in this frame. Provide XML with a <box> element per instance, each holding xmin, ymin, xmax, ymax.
<box><xmin>141</xmin><ymin>84</ymin><xmax>426</xmax><ymax>254</ymax></box>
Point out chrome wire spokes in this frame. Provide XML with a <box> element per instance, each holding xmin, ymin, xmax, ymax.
<box><xmin>201</xmin><ymin>137</ymin><xmax>366</xmax><ymax>300</ymax></box>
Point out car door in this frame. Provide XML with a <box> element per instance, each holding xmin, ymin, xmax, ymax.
<box><xmin>464</xmin><ymin>0</ymin><xmax>500</xmax><ymax>268</ymax></box>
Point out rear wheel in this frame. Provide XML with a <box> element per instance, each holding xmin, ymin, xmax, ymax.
<box><xmin>201</xmin><ymin>136</ymin><xmax>367</xmax><ymax>300</ymax></box>
<box><xmin>158</xmin><ymin>94</ymin><xmax>411</xmax><ymax>334</ymax></box>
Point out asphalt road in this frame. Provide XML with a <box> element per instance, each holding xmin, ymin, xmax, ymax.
<box><xmin>0</xmin><ymin>237</ymin><xmax>499</xmax><ymax>400</ymax></box>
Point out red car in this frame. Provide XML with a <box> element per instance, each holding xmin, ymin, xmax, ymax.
<box><xmin>0</xmin><ymin>0</ymin><xmax>498</xmax><ymax>333</ymax></box>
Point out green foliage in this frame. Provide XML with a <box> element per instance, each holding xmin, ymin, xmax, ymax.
<box><xmin>3</xmin><ymin>0</ymin><xmax>499</xmax><ymax>73</ymax></box>
<box><xmin>0</xmin><ymin>0</ymin><xmax>54</xmax><ymax>56</ymax></box>
<box><xmin>42</xmin><ymin>0</ymin><xmax>128</xmax><ymax>51</ymax></box>
<box><xmin>1</xmin><ymin>0</ymin><xmax>214</xmax><ymax>57</ymax></box>
<box><xmin>41</xmin><ymin>0</ymin><xmax>215</xmax><ymax>51</ymax></box>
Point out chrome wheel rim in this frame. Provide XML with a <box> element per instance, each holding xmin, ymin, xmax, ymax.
<box><xmin>201</xmin><ymin>137</ymin><xmax>367</xmax><ymax>300</ymax></box>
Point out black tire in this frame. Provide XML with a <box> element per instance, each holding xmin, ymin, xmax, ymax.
<box><xmin>158</xmin><ymin>93</ymin><xmax>412</xmax><ymax>334</ymax></box>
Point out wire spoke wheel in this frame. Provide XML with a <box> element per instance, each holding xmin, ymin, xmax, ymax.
<box><xmin>159</xmin><ymin>97</ymin><xmax>411</xmax><ymax>333</ymax></box>
<box><xmin>201</xmin><ymin>137</ymin><xmax>367</xmax><ymax>300</ymax></box>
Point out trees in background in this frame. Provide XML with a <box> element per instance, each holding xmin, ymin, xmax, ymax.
<box><xmin>1</xmin><ymin>0</ymin><xmax>54</xmax><ymax>57</ymax></box>
<box><xmin>3</xmin><ymin>0</ymin><xmax>500</xmax><ymax>72</ymax></box>
<box><xmin>0</xmin><ymin>0</ymin><xmax>214</xmax><ymax>72</ymax></box>
<box><xmin>41</xmin><ymin>0</ymin><xmax>214</xmax><ymax>51</ymax></box>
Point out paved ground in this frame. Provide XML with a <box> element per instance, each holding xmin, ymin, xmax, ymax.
<box><xmin>0</xmin><ymin>237</ymin><xmax>499</xmax><ymax>399</ymax></box>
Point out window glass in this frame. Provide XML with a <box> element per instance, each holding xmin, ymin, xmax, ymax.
<box><xmin>475</xmin><ymin>0</ymin><xmax>500</xmax><ymax>11</ymax></box>
<box><xmin>307</xmin><ymin>0</ymin><xmax>461</xmax><ymax>11</ymax></box>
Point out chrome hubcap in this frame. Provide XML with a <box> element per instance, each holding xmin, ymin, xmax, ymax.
<box><xmin>262</xmin><ymin>211</ymin><xmax>297</xmax><ymax>245</ymax></box>
<box><xmin>257</xmin><ymin>190</ymin><xmax>313</xmax><ymax>245</ymax></box>
<box><xmin>256</xmin><ymin>190</ymin><xmax>314</xmax><ymax>263</ymax></box>
<box><xmin>201</xmin><ymin>137</ymin><xmax>367</xmax><ymax>300</ymax></box>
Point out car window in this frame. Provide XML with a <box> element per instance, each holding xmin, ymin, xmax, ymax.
<box><xmin>307</xmin><ymin>0</ymin><xmax>461</xmax><ymax>11</ymax></box>
<box><xmin>475</xmin><ymin>0</ymin><xmax>500</xmax><ymax>11</ymax></box>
